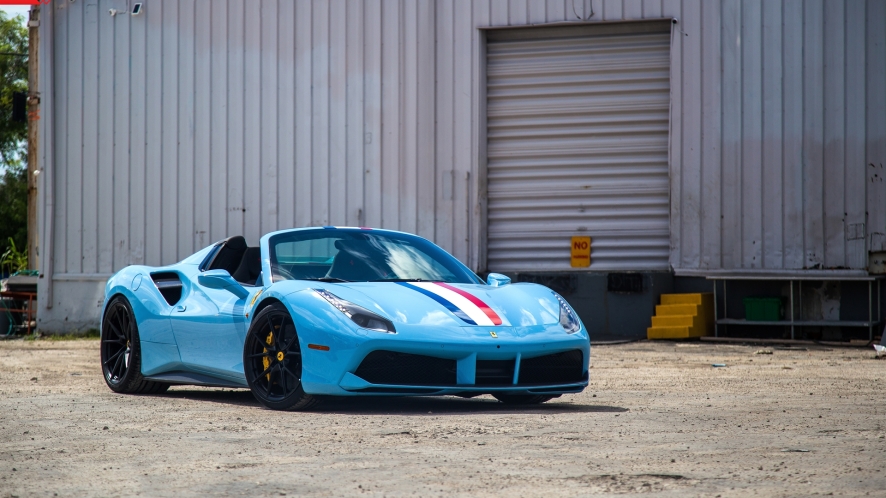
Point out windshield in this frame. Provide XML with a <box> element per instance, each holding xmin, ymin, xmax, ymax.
<box><xmin>268</xmin><ymin>229</ymin><xmax>483</xmax><ymax>284</ymax></box>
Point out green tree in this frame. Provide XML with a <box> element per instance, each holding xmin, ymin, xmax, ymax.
<box><xmin>0</xmin><ymin>165</ymin><xmax>27</xmax><ymax>264</ymax></box>
<box><xmin>0</xmin><ymin>10</ymin><xmax>28</xmax><ymax>264</ymax></box>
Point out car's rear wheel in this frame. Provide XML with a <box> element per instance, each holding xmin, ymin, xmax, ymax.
<box><xmin>243</xmin><ymin>303</ymin><xmax>318</xmax><ymax>411</ymax></box>
<box><xmin>101</xmin><ymin>296</ymin><xmax>170</xmax><ymax>394</ymax></box>
<box><xmin>492</xmin><ymin>394</ymin><xmax>555</xmax><ymax>405</ymax></box>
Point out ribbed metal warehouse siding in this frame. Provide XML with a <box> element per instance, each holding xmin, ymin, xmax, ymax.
<box><xmin>36</xmin><ymin>0</ymin><xmax>886</xmax><ymax>330</ymax></box>
<box><xmin>486</xmin><ymin>23</ymin><xmax>671</xmax><ymax>271</ymax></box>
<box><xmin>41</xmin><ymin>0</ymin><xmax>473</xmax><ymax>277</ymax></box>
<box><xmin>670</xmin><ymin>0</ymin><xmax>886</xmax><ymax>273</ymax></box>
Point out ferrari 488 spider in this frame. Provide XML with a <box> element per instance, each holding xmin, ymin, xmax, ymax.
<box><xmin>100</xmin><ymin>227</ymin><xmax>589</xmax><ymax>410</ymax></box>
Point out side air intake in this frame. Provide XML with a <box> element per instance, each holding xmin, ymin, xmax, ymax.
<box><xmin>151</xmin><ymin>272</ymin><xmax>183</xmax><ymax>306</ymax></box>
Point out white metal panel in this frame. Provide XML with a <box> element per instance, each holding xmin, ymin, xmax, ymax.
<box><xmin>760</xmin><ymin>0</ymin><xmax>783</xmax><ymax>270</ymax></box>
<box><xmin>843</xmin><ymin>0</ymin><xmax>866</xmax><ymax>269</ymax></box>
<box><xmin>867</xmin><ymin>0</ymin><xmax>886</xmax><ymax>253</ymax></box>
<box><xmin>486</xmin><ymin>24</ymin><xmax>672</xmax><ymax>271</ymax></box>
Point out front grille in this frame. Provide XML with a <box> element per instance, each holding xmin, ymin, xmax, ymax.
<box><xmin>354</xmin><ymin>350</ymin><xmax>457</xmax><ymax>386</ymax></box>
<box><xmin>476</xmin><ymin>359</ymin><xmax>515</xmax><ymax>385</ymax></box>
<box><xmin>518</xmin><ymin>350</ymin><xmax>584</xmax><ymax>385</ymax></box>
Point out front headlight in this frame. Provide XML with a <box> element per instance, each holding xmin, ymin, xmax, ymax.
<box><xmin>553</xmin><ymin>292</ymin><xmax>580</xmax><ymax>333</ymax></box>
<box><xmin>313</xmin><ymin>289</ymin><xmax>396</xmax><ymax>333</ymax></box>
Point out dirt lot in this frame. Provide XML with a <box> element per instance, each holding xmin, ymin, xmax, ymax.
<box><xmin>0</xmin><ymin>339</ymin><xmax>883</xmax><ymax>497</ymax></box>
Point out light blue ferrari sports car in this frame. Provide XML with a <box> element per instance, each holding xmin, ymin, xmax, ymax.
<box><xmin>100</xmin><ymin>227</ymin><xmax>590</xmax><ymax>410</ymax></box>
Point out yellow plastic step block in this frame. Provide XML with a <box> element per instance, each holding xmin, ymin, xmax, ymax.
<box><xmin>647</xmin><ymin>326</ymin><xmax>693</xmax><ymax>339</ymax></box>
<box><xmin>647</xmin><ymin>325</ymin><xmax>710</xmax><ymax>339</ymax></box>
<box><xmin>648</xmin><ymin>293</ymin><xmax>715</xmax><ymax>340</ymax></box>
<box><xmin>663</xmin><ymin>292</ymin><xmax>713</xmax><ymax>304</ymax></box>
<box><xmin>655</xmin><ymin>304</ymin><xmax>701</xmax><ymax>316</ymax></box>
<box><xmin>651</xmin><ymin>314</ymin><xmax>697</xmax><ymax>327</ymax></box>
<box><xmin>661</xmin><ymin>293</ymin><xmax>705</xmax><ymax>305</ymax></box>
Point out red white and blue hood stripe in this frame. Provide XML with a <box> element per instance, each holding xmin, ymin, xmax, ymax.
<box><xmin>397</xmin><ymin>282</ymin><xmax>506</xmax><ymax>326</ymax></box>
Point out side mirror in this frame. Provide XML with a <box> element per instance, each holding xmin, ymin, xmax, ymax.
<box><xmin>198</xmin><ymin>269</ymin><xmax>250</xmax><ymax>299</ymax></box>
<box><xmin>486</xmin><ymin>273</ymin><xmax>511</xmax><ymax>287</ymax></box>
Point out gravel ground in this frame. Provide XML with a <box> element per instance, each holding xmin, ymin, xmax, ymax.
<box><xmin>0</xmin><ymin>339</ymin><xmax>884</xmax><ymax>497</ymax></box>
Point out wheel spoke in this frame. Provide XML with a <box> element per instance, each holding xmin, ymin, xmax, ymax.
<box><xmin>278</xmin><ymin>364</ymin><xmax>287</xmax><ymax>394</ymax></box>
<box><xmin>254</xmin><ymin>363</ymin><xmax>274</xmax><ymax>382</ymax></box>
<box><xmin>268</xmin><ymin>315</ymin><xmax>283</xmax><ymax>351</ymax></box>
<box><xmin>113</xmin><ymin>307</ymin><xmax>126</xmax><ymax>335</ymax></box>
<box><xmin>108</xmin><ymin>320</ymin><xmax>125</xmax><ymax>341</ymax></box>
<box><xmin>247</xmin><ymin>351</ymin><xmax>271</xmax><ymax>359</ymax></box>
<box><xmin>268</xmin><ymin>363</ymin><xmax>282</xmax><ymax>396</ymax></box>
<box><xmin>280</xmin><ymin>331</ymin><xmax>299</xmax><ymax>352</ymax></box>
<box><xmin>111</xmin><ymin>351</ymin><xmax>125</xmax><ymax>378</ymax></box>
<box><xmin>103</xmin><ymin>348</ymin><xmax>125</xmax><ymax>366</ymax></box>
<box><xmin>116</xmin><ymin>350</ymin><xmax>128</xmax><ymax>377</ymax></box>
<box><xmin>254</xmin><ymin>340</ymin><xmax>275</xmax><ymax>355</ymax></box>
<box><xmin>122</xmin><ymin>315</ymin><xmax>132</xmax><ymax>341</ymax></box>
<box><xmin>281</xmin><ymin>364</ymin><xmax>300</xmax><ymax>385</ymax></box>
<box><xmin>102</xmin><ymin>338</ymin><xmax>125</xmax><ymax>345</ymax></box>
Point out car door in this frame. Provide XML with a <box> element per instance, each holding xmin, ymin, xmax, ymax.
<box><xmin>169</xmin><ymin>276</ymin><xmax>260</xmax><ymax>381</ymax></box>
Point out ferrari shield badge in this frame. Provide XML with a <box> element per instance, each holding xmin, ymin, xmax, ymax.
<box><xmin>489</xmin><ymin>331</ymin><xmax>498</xmax><ymax>338</ymax></box>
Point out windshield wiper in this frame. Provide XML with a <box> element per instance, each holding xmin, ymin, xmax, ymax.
<box><xmin>302</xmin><ymin>277</ymin><xmax>351</xmax><ymax>283</ymax></box>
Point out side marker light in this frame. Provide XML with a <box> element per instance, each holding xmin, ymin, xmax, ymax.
<box><xmin>308</xmin><ymin>344</ymin><xmax>330</xmax><ymax>351</ymax></box>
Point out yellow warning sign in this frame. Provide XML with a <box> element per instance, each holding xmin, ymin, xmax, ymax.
<box><xmin>570</xmin><ymin>236</ymin><xmax>591</xmax><ymax>268</ymax></box>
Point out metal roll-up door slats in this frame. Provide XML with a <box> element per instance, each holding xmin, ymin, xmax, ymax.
<box><xmin>486</xmin><ymin>26</ymin><xmax>671</xmax><ymax>272</ymax></box>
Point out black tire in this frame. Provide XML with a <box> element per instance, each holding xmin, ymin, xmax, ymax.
<box><xmin>100</xmin><ymin>296</ymin><xmax>170</xmax><ymax>394</ymax></box>
<box><xmin>492</xmin><ymin>394</ymin><xmax>555</xmax><ymax>405</ymax></box>
<box><xmin>243</xmin><ymin>303</ymin><xmax>318</xmax><ymax>411</ymax></box>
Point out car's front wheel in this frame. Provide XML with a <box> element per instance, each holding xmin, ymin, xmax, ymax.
<box><xmin>243</xmin><ymin>303</ymin><xmax>318</xmax><ymax>411</ymax></box>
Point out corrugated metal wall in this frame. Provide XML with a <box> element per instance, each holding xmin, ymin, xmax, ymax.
<box><xmin>486</xmin><ymin>23</ymin><xmax>671</xmax><ymax>271</ymax></box>
<box><xmin>36</xmin><ymin>0</ymin><xmax>886</xmax><ymax>330</ymax></box>
<box><xmin>670</xmin><ymin>0</ymin><xmax>886</xmax><ymax>272</ymax></box>
<box><xmin>37</xmin><ymin>0</ymin><xmax>673</xmax><ymax>286</ymax></box>
<box><xmin>41</xmin><ymin>0</ymin><xmax>479</xmax><ymax>279</ymax></box>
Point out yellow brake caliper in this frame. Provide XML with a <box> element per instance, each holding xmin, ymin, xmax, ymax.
<box><xmin>263</xmin><ymin>331</ymin><xmax>273</xmax><ymax>381</ymax></box>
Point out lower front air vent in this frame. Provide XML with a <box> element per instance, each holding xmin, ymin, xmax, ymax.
<box><xmin>150</xmin><ymin>272</ymin><xmax>183</xmax><ymax>306</ymax></box>
<box><xmin>476</xmin><ymin>359</ymin><xmax>515</xmax><ymax>385</ymax></box>
<box><xmin>518</xmin><ymin>350</ymin><xmax>584</xmax><ymax>385</ymax></box>
<box><xmin>354</xmin><ymin>351</ymin><xmax>457</xmax><ymax>386</ymax></box>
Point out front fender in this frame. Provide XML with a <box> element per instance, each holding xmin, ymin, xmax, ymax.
<box><xmin>250</xmin><ymin>287</ymin><xmax>370</xmax><ymax>390</ymax></box>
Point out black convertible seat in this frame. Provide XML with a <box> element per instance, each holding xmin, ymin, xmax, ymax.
<box><xmin>232</xmin><ymin>247</ymin><xmax>261</xmax><ymax>285</ymax></box>
<box><xmin>208</xmin><ymin>236</ymin><xmax>248</xmax><ymax>275</ymax></box>
<box><xmin>355</xmin><ymin>351</ymin><xmax>457</xmax><ymax>386</ymax></box>
<box><xmin>518</xmin><ymin>350</ymin><xmax>584</xmax><ymax>385</ymax></box>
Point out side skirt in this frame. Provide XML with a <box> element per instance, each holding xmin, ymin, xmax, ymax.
<box><xmin>144</xmin><ymin>371</ymin><xmax>247</xmax><ymax>389</ymax></box>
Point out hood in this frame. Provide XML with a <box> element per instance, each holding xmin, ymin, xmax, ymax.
<box><xmin>320</xmin><ymin>281</ymin><xmax>562</xmax><ymax>328</ymax></box>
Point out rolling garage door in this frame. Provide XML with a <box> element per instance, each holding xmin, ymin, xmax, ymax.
<box><xmin>486</xmin><ymin>22</ymin><xmax>672</xmax><ymax>271</ymax></box>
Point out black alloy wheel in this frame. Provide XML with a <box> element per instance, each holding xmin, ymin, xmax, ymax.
<box><xmin>243</xmin><ymin>303</ymin><xmax>317</xmax><ymax>411</ymax></box>
<box><xmin>100</xmin><ymin>296</ymin><xmax>169</xmax><ymax>394</ymax></box>
<box><xmin>492</xmin><ymin>394</ymin><xmax>555</xmax><ymax>405</ymax></box>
